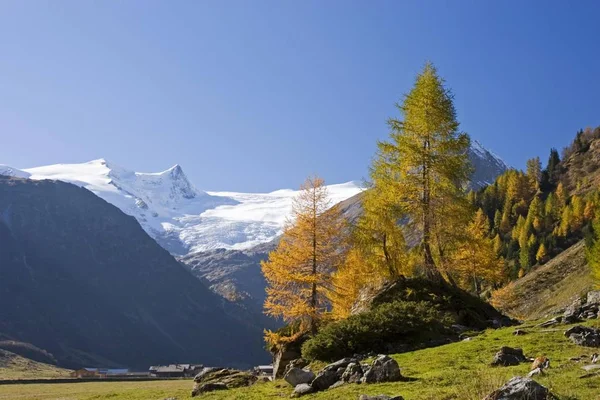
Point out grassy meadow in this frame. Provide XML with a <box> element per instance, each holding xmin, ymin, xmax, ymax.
<box><xmin>2</xmin><ymin>320</ymin><xmax>600</xmax><ymax>400</ymax></box>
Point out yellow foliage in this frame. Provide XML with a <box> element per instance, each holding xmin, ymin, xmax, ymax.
<box><xmin>261</xmin><ymin>176</ymin><xmax>345</xmax><ymax>334</ymax></box>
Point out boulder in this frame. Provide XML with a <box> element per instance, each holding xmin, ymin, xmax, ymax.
<box><xmin>311</xmin><ymin>369</ymin><xmax>340</xmax><ymax>391</ymax></box>
<box><xmin>564</xmin><ymin>325</ymin><xmax>600</xmax><ymax>347</ymax></box>
<box><xmin>191</xmin><ymin>368</ymin><xmax>257</xmax><ymax>396</ymax></box>
<box><xmin>537</xmin><ymin>317</ymin><xmax>562</xmax><ymax>328</ymax></box>
<box><xmin>491</xmin><ymin>347</ymin><xmax>526</xmax><ymax>366</ymax></box>
<box><xmin>358</xmin><ymin>395</ymin><xmax>404</xmax><ymax>400</ymax></box>
<box><xmin>341</xmin><ymin>362</ymin><xmax>364</xmax><ymax>383</ymax></box>
<box><xmin>360</xmin><ymin>355</ymin><xmax>402</xmax><ymax>384</ymax></box>
<box><xmin>483</xmin><ymin>376</ymin><xmax>550</xmax><ymax>400</ymax></box>
<box><xmin>284</xmin><ymin>358</ymin><xmax>309</xmax><ymax>376</ymax></box>
<box><xmin>323</xmin><ymin>357</ymin><xmax>358</xmax><ymax>372</ymax></box>
<box><xmin>284</xmin><ymin>368</ymin><xmax>315</xmax><ymax>387</ymax></box>
<box><xmin>290</xmin><ymin>383</ymin><xmax>315</xmax><ymax>398</ymax></box>
<box><xmin>191</xmin><ymin>382</ymin><xmax>228</xmax><ymax>396</ymax></box>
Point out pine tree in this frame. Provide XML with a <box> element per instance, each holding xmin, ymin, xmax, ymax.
<box><xmin>261</xmin><ymin>176</ymin><xmax>345</xmax><ymax>335</ymax></box>
<box><xmin>372</xmin><ymin>62</ymin><xmax>471</xmax><ymax>280</ymax></box>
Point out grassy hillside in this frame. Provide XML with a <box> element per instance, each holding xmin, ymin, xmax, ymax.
<box><xmin>492</xmin><ymin>241</ymin><xmax>594</xmax><ymax>320</ymax></box>
<box><xmin>4</xmin><ymin>320</ymin><xmax>600</xmax><ymax>399</ymax></box>
<box><xmin>0</xmin><ymin>349</ymin><xmax>70</xmax><ymax>380</ymax></box>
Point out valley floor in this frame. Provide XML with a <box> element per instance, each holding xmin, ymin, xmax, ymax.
<box><xmin>2</xmin><ymin>320</ymin><xmax>600</xmax><ymax>400</ymax></box>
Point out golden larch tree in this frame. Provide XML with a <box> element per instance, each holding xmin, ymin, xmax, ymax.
<box><xmin>261</xmin><ymin>176</ymin><xmax>345</xmax><ymax>335</ymax></box>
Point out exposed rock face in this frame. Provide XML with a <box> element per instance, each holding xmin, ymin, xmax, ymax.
<box><xmin>272</xmin><ymin>340</ymin><xmax>304</xmax><ymax>379</ymax></box>
<box><xmin>565</xmin><ymin>326</ymin><xmax>600</xmax><ymax>347</ymax></box>
<box><xmin>483</xmin><ymin>376</ymin><xmax>550</xmax><ymax>400</ymax></box>
<box><xmin>360</xmin><ymin>355</ymin><xmax>402</xmax><ymax>384</ymax></box>
<box><xmin>284</xmin><ymin>368</ymin><xmax>315</xmax><ymax>387</ymax></box>
<box><xmin>491</xmin><ymin>347</ymin><xmax>527</xmax><ymax>366</ymax></box>
<box><xmin>563</xmin><ymin>292</ymin><xmax>600</xmax><ymax>323</ymax></box>
<box><xmin>191</xmin><ymin>368</ymin><xmax>257</xmax><ymax>397</ymax></box>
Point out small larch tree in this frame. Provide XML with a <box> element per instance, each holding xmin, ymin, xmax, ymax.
<box><xmin>261</xmin><ymin>176</ymin><xmax>345</xmax><ymax>337</ymax></box>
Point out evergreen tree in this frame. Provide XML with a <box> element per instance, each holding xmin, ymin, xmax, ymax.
<box><xmin>371</xmin><ymin>62</ymin><xmax>471</xmax><ymax>280</ymax></box>
<box><xmin>261</xmin><ymin>176</ymin><xmax>345</xmax><ymax>335</ymax></box>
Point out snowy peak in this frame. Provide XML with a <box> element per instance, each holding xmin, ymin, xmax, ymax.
<box><xmin>468</xmin><ymin>140</ymin><xmax>509</xmax><ymax>188</ymax></box>
<box><xmin>0</xmin><ymin>165</ymin><xmax>30</xmax><ymax>179</ymax></box>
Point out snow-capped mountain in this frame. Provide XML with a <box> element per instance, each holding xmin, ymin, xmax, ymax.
<box><xmin>0</xmin><ymin>140</ymin><xmax>507</xmax><ymax>256</ymax></box>
<box><xmin>9</xmin><ymin>159</ymin><xmax>362</xmax><ymax>255</ymax></box>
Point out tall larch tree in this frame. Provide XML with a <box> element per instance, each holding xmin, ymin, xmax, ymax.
<box><xmin>261</xmin><ymin>176</ymin><xmax>345</xmax><ymax>336</ymax></box>
<box><xmin>371</xmin><ymin>62</ymin><xmax>471</xmax><ymax>281</ymax></box>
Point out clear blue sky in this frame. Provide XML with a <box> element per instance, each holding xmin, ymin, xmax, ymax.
<box><xmin>1</xmin><ymin>1</ymin><xmax>599</xmax><ymax>192</ymax></box>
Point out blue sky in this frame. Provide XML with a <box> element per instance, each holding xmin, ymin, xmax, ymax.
<box><xmin>1</xmin><ymin>1</ymin><xmax>599</xmax><ymax>191</ymax></box>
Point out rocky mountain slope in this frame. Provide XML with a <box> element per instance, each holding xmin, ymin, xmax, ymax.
<box><xmin>0</xmin><ymin>176</ymin><xmax>268</xmax><ymax>369</ymax></box>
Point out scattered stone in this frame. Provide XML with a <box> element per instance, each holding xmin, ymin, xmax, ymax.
<box><xmin>564</xmin><ymin>325</ymin><xmax>600</xmax><ymax>347</ymax></box>
<box><xmin>284</xmin><ymin>368</ymin><xmax>315</xmax><ymax>387</ymax></box>
<box><xmin>462</xmin><ymin>337</ymin><xmax>473</xmax><ymax>342</ymax></box>
<box><xmin>587</xmin><ymin>291</ymin><xmax>600</xmax><ymax>305</ymax></box>
<box><xmin>341</xmin><ymin>362</ymin><xmax>364</xmax><ymax>384</ymax></box>
<box><xmin>592</xmin><ymin>353</ymin><xmax>599</xmax><ymax>363</ymax></box>
<box><xmin>290</xmin><ymin>383</ymin><xmax>315</xmax><ymax>398</ymax></box>
<box><xmin>531</xmin><ymin>356</ymin><xmax>550</xmax><ymax>371</ymax></box>
<box><xmin>583</xmin><ymin>364</ymin><xmax>600</xmax><ymax>371</ymax></box>
<box><xmin>483</xmin><ymin>376</ymin><xmax>550</xmax><ymax>400</ymax></box>
<box><xmin>358</xmin><ymin>395</ymin><xmax>404</xmax><ymax>400</ymax></box>
<box><xmin>191</xmin><ymin>382</ymin><xmax>228</xmax><ymax>396</ymax></box>
<box><xmin>513</xmin><ymin>329</ymin><xmax>527</xmax><ymax>336</ymax></box>
<box><xmin>537</xmin><ymin>317</ymin><xmax>562</xmax><ymax>328</ymax></box>
<box><xmin>360</xmin><ymin>355</ymin><xmax>402</xmax><ymax>384</ymax></box>
<box><xmin>491</xmin><ymin>347</ymin><xmax>527</xmax><ymax>366</ymax></box>
<box><xmin>311</xmin><ymin>369</ymin><xmax>340</xmax><ymax>391</ymax></box>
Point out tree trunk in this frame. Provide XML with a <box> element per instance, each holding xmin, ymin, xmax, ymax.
<box><xmin>422</xmin><ymin>137</ymin><xmax>442</xmax><ymax>282</ymax></box>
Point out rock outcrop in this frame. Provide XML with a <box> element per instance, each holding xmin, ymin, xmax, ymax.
<box><xmin>191</xmin><ymin>368</ymin><xmax>257</xmax><ymax>397</ymax></box>
<box><xmin>564</xmin><ymin>325</ymin><xmax>600</xmax><ymax>347</ymax></box>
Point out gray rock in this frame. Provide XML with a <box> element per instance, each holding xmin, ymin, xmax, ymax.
<box><xmin>284</xmin><ymin>358</ymin><xmax>309</xmax><ymax>376</ymax></box>
<box><xmin>358</xmin><ymin>395</ymin><xmax>404</xmax><ymax>400</ymax></box>
<box><xmin>491</xmin><ymin>347</ymin><xmax>526</xmax><ymax>366</ymax></box>
<box><xmin>311</xmin><ymin>369</ymin><xmax>340</xmax><ymax>391</ymax></box>
<box><xmin>537</xmin><ymin>317</ymin><xmax>562</xmax><ymax>327</ymax></box>
<box><xmin>341</xmin><ymin>362</ymin><xmax>363</xmax><ymax>383</ymax></box>
<box><xmin>360</xmin><ymin>355</ymin><xmax>402</xmax><ymax>384</ymax></box>
<box><xmin>191</xmin><ymin>382</ymin><xmax>228</xmax><ymax>396</ymax></box>
<box><xmin>273</xmin><ymin>342</ymin><xmax>303</xmax><ymax>379</ymax></box>
<box><xmin>565</xmin><ymin>325</ymin><xmax>600</xmax><ymax>347</ymax></box>
<box><xmin>193</xmin><ymin>367</ymin><xmax>218</xmax><ymax>381</ymax></box>
<box><xmin>587</xmin><ymin>291</ymin><xmax>600</xmax><ymax>305</ymax></box>
<box><xmin>323</xmin><ymin>357</ymin><xmax>358</xmax><ymax>372</ymax></box>
<box><xmin>483</xmin><ymin>376</ymin><xmax>550</xmax><ymax>400</ymax></box>
<box><xmin>328</xmin><ymin>380</ymin><xmax>346</xmax><ymax>390</ymax></box>
<box><xmin>290</xmin><ymin>383</ymin><xmax>315</xmax><ymax>398</ymax></box>
<box><xmin>284</xmin><ymin>368</ymin><xmax>315</xmax><ymax>387</ymax></box>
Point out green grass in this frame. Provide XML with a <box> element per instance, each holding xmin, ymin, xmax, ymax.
<box><xmin>3</xmin><ymin>320</ymin><xmax>600</xmax><ymax>399</ymax></box>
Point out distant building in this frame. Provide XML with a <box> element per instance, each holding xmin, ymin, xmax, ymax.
<box><xmin>70</xmin><ymin>368</ymin><xmax>100</xmax><ymax>378</ymax></box>
<box><xmin>149</xmin><ymin>364</ymin><xmax>202</xmax><ymax>378</ymax></box>
<box><xmin>254</xmin><ymin>365</ymin><xmax>273</xmax><ymax>376</ymax></box>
